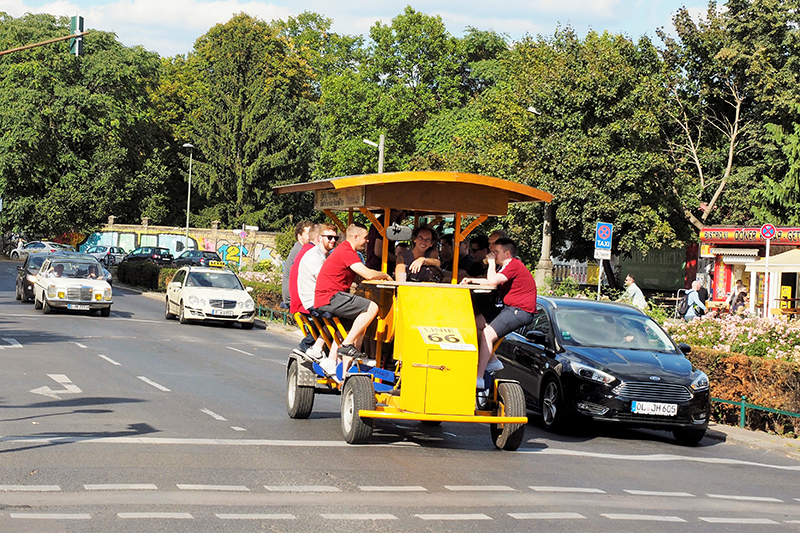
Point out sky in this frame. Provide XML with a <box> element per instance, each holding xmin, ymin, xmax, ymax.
<box><xmin>0</xmin><ymin>0</ymin><xmax>707</xmax><ymax>57</ymax></box>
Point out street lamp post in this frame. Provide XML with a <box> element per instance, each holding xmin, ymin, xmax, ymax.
<box><xmin>363</xmin><ymin>134</ymin><xmax>385</xmax><ymax>174</ymax></box>
<box><xmin>183</xmin><ymin>143</ymin><xmax>194</xmax><ymax>250</ymax></box>
<box><xmin>526</xmin><ymin>106</ymin><xmax>553</xmax><ymax>288</ymax></box>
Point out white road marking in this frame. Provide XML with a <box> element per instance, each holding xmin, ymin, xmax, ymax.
<box><xmin>119</xmin><ymin>512</ymin><xmax>194</xmax><ymax>519</ymax></box>
<box><xmin>708</xmin><ymin>494</ymin><xmax>783</xmax><ymax>503</ymax></box>
<box><xmin>137</xmin><ymin>376</ymin><xmax>171</xmax><ymax>392</ymax></box>
<box><xmin>84</xmin><ymin>484</ymin><xmax>157</xmax><ymax>491</ymax></box>
<box><xmin>231</xmin><ymin>426</ymin><xmax>247</xmax><ymax>431</ymax></box>
<box><xmin>97</xmin><ymin>354</ymin><xmax>121</xmax><ymax>366</ymax></box>
<box><xmin>602</xmin><ymin>514</ymin><xmax>686</xmax><ymax>522</ymax></box>
<box><xmin>29</xmin><ymin>374</ymin><xmax>82</xmax><ymax>399</ymax></box>
<box><xmin>200</xmin><ymin>408</ymin><xmax>227</xmax><ymax>421</ymax></box>
<box><xmin>177</xmin><ymin>484</ymin><xmax>249</xmax><ymax>491</ymax></box>
<box><xmin>321</xmin><ymin>514</ymin><xmax>397</xmax><ymax>520</ymax></box>
<box><xmin>10</xmin><ymin>513</ymin><xmax>90</xmax><ymax>519</ymax></box>
<box><xmin>0</xmin><ymin>485</ymin><xmax>60</xmax><ymax>492</ymax></box>
<box><xmin>217</xmin><ymin>513</ymin><xmax>296</xmax><ymax>520</ymax></box>
<box><xmin>523</xmin><ymin>447</ymin><xmax>800</xmax><ymax>472</ymax></box>
<box><xmin>227</xmin><ymin>346</ymin><xmax>254</xmax><ymax>356</ymax></box>
<box><xmin>0</xmin><ymin>435</ymin><xmax>415</xmax><ymax>447</ymax></box>
<box><xmin>624</xmin><ymin>489</ymin><xmax>695</xmax><ymax>497</ymax></box>
<box><xmin>72</xmin><ymin>342</ymin><xmax>87</xmax><ymax>348</ymax></box>
<box><xmin>262</xmin><ymin>358</ymin><xmax>288</xmax><ymax>365</ymax></box>
<box><xmin>509</xmin><ymin>512</ymin><xmax>586</xmax><ymax>520</ymax></box>
<box><xmin>786</xmin><ymin>520</ymin><xmax>800</xmax><ymax>524</ymax></box>
<box><xmin>265</xmin><ymin>485</ymin><xmax>340</xmax><ymax>492</ymax></box>
<box><xmin>415</xmin><ymin>514</ymin><xmax>492</xmax><ymax>521</ymax></box>
<box><xmin>0</xmin><ymin>338</ymin><xmax>22</xmax><ymax>348</ymax></box>
<box><xmin>359</xmin><ymin>486</ymin><xmax>427</xmax><ymax>492</ymax></box>
<box><xmin>530</xmin><ymin>486</ymin><xmax>605</xmax><ymax>493</ymax></box>
<box><xmin>445</xmin><ymin>485</ymin><xmax>514</xmax><ymax>491</ymax></box>
<box><xmin>700</xmin><ymin>517</ymin><xmax>779</xmax><ymax>524</ymax></box>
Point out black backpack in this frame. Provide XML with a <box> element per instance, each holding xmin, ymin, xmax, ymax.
<box><xmin>677</xmin><ymin>295</ymin><xmax>690</xmax><ymax>317</ymax></box>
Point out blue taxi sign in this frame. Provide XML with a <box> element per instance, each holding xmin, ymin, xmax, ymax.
<box><xmin>595</xmin><ymin>222</ymin><xmax>613</xmax><ymax>250</ymax></box>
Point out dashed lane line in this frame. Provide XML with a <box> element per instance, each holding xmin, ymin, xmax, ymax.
<box><xmin>177</xmin><ymin>484</ymin><xmax>249</xmax><ymax>491</ymax></box>
<box><xmin>231</xmin><ymin>426</ymin><xmax>247</xmax><ymax>432</ymax></box>
<box><xmin>699</xmin><ymin>517</ymin><xmax>780</xmax><ymax>524</ymax></box>
<box><xmin>10</xmin><ymin>513</ymin><xmax>90</xmax><ymax>519</ymax></box>
<box><xmin>320</xmin><ymin>514</ymin><xmax>397</xmax><ymax>520</ymax></box>
<box><xmin>118</xmin><ymin>512</ymin><xmax>193</xmax><ymax>519</ymax></box>
<box><xmin>265</xmin><ymin>485</ymin><xmax>341</xmax><ymax>492</ymax></box>
<box><xmin>0</xmin><ymin>436</ymin><xmax>412</xmax><ymax>447</ymax></box>
<box><xmin>83</xmin><ymin>484</ymin><xmax>157</xmax><ymax>491</ymax></box>
<box><xmin>96</xmin><ymin>354</ymin><xmax>121</xmax><ymax>366</ymax></box>
<box><xmin>530</xmin><ymin>486</ymin><xmax>605</xmax><ymax>494</ymax></box>
<box><xmin>0</xmin><ymin>485</ymin><xmax>61</xmax><ymax>492</ymax></box>
<box><xmin>72</xmin><ymin>342</ymin><xmax>87</xmax><ymax>348</ymax></box>
<box><xmin>445</xmin><ymin>485</ymin><xmax>514</xmax><ymax>492</ymax></box>
<box><xmin>624</xmin><ymin>490</ymin><xmax>695</xmax><ymax>497</ymax></box>
<box><xmin>415</xmin><ymin>514</ymin><xmax>492</xmax><ymax>521</ymax></box>
<box><xmin>602</xmin><ymin>514</ymin><xmax>686</xmax><ymax>522</ymax></box>
<box><xmin>708</xmin><ymin>494</ymin><xmax>783</xmax><ymax>503</ymax></box>
<box><xmin>227</xmin><ymin>346</ymin><xmax>254</xmax><ymax>357</ymax></box>
<box><xmin>200</xmin><ymin>408</ymin><xmax>227</xmax><ymax>421</ymax></box>
<box><xmin>137</xmin><ymin>376</ymin><xmax>171</xmax><ymax>392</ymax></box>
<box><xmin>359</xmin><ymin>486</ymin><xmax>427</xmax><ymax>492</ymax></box>
<box><xmin>217</xmin><ymin>513</ymin><xmax>296</xmax><ymax>520</ymax></box>
<box><xmin>509</xmin><ymin>512</ymin><xmax>586</xmax><ymax>520</ymax></box>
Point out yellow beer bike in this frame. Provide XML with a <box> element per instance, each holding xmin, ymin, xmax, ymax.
<box><xmin>274</xmin><ymin>171</ymin><xmax>552</xmax><ymax>450</ymax></box>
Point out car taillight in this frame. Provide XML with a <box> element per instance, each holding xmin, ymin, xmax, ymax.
<box><xmin>200</xmin><ymin>258</ymin><xmax>205</xmax><ymax>264</ymax></box>
<box><xmin>152</xmin><ymin>254</ymin><xmax>159</xmax><ymax>258</ymax></box>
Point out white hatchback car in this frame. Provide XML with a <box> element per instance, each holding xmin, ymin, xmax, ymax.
<box><xmin>165</xmin><ymin>265</ymin><xmax>256</xmax><ymax>329</ymax></box>
<box><xmin>33</xmin><ymin>258</ymin><xmax>113</xmax><ymax>316</ymax></box>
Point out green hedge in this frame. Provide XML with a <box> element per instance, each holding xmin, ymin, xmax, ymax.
<box><xmin>116</xmin><ymin>260</ymin><xmax>163</xmax><ymax>290</ymax></box>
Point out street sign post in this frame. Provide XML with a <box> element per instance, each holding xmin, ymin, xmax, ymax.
<box><xmin>595</xmin><ymin>222</ymin><xmax>613</xmax><ymax>299</ymax></box>
<box><xmin>761</xmin><ymin>223</ymin><xmax>776</xmax><ymax>317</ymax></box>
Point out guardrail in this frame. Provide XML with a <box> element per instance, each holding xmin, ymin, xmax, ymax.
<box><xmin>712</xmin><ymin>396</ymin><xmax>800</xmax><ymax>428</ymax></box>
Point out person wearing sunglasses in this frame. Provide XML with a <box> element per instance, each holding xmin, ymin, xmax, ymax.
<box><xmin>395</xmin><ymin>225</ymin><xmax>441</xmax><ymax>283</ymax></box>
<box><xmin>467</xmin><ymin>235</ymin><xmax>490</xmax><ymax>277</ymax></box>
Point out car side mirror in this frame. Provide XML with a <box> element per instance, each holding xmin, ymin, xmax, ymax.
<box><xmin>16</xmin><ymin>265</ymin><xmax>22</xmax><ymax>271</ymax></box>
<box><xmin>677</xmin><ymin>343</ymin><xmax>692</xmax><ymax>355</ymax></box>
<box><xmin>246</xmin><ymin>286</ymin><xmax>254</xmax><ymax>293</ymax></box>
<box><xmin>526</xmin><ymin>330</ymin><xmax>547</xmax><ymax>345</ymax></box>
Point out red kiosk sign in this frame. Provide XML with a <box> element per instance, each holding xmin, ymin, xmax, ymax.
<box><xmin>701</xmin><ymin>226</ymin><xmax>800</xmax><ymax>244</ymax></box>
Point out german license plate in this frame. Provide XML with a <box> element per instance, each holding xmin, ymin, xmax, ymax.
<box><xmin>212</xmin><ymin>310</ymin><xmax>234</xmax><ymax>316</ymax></box>
<box><xmin>68</xmin><ymin>304</ymin><xmax>90</xmax><ymax>310</ymax></box>
<box><xmin>631</xmin><ymin>401</ymin><xmax>677</xmax><ymax>416</ymax></box>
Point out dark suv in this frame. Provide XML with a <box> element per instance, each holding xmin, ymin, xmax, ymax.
<box><xmin>121</xmin><ymin>247</ymin><xmax>174</xmax><ymax>266</ymax></box>
<box><xmin>174</xmin><ymin>250</ymin><xmax>223</xmax><ymax>267</ymax></box>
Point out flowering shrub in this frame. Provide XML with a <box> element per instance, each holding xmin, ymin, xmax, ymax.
<box><xmin>238</xmin><ymin>270</ymin><xmax>279</xmax><ymax>285</ymax></box>
<box><xmin>664</xmin><ymin>315</ymin><xmax>800</xmax><ymax>361</ymax></box>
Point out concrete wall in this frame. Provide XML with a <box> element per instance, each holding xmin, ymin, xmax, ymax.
<box><xmin>77</xmin><ymin>217</ymin><xmax>281</xmax><ymax>267</ymax></box>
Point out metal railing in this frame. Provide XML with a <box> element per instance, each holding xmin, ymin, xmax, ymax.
<box><xmin>712</xmin><ymin>396</ymin><xmax>800</xmax><ymax>428</ymax></box>
<box><xmin>255</xmin><ymin>305</ymin><xmax>293</xmax><ymax>325</ymax></box>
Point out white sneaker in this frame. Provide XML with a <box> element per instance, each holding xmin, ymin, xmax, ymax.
<box><xmin>486</xmin><ymin>359</ymin><xmax>504</xmax><ymax>373</ymax></box>
<box><xmin>318</xmin><ymin>358</ymin><xmax>338</xmax><ymax>377</ymax></box>
<box><xmin>305</xmin><ymin>345</ymin><xmax>324</xmax><ymax>361</ymax></box>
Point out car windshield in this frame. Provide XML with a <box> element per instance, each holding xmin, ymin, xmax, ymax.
<box><xmin>46</xmin><ymin>261</ymin><xmax>103</xmax><ymax>279</ymax></box>
<box><xmin>185</xmin><ymin>272</ymin><xmax>242</xmax><ymax>289</ymax></box>
<box><xmin>202</xmin><ymin>252</ymin><xmax>219</xmax><ymax>259</ymax></box>
<box><xmin>29</xmin><ymin>255</ymin><xmax>47</xmax><ymax>271</ymax></box>
<box><xmin>553</xmin><ymin>308</ymin><xmax>676</xmax><ymax>352</ymax></box>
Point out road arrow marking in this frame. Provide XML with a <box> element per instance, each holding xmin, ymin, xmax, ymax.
<box><xmin>30</xmin><ymin>374</ymin><xmax>82</xmax><ymax>399</ymax></box>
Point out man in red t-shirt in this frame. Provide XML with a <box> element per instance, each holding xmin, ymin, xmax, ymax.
<box><xmin>461</xmin><ymin>238</ymin><xmax>536</xmax><ymax>389</ymax></box>
<box><xmin>315</xmin><ymin>223</ymin><xmax>392</xmax><ymax>372</ymax></box>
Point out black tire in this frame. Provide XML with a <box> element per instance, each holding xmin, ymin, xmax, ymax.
<box><xmin>540</xmin><ymin>377</ymin><xmax>564</xmax><ymax>432</ymax></box>
<box><xmin>100</xmin><ymin>306</ymin><xmax>111</xmax><ymax>317</ymax></box>
<box><xmin>165</xmin><ymin>298</ymin><xmax>175</xmax><ymax>320</ymax></box>
<box><xmin>673</xmin><ymin>428</ymin><xmax>706</xmax><ymax>445</ymax></box>
<box><xmin>34</xmin><ymin>293</ymin><xmax>42</xmax><ymax>310</ymax></box>
<box><xmin>286</xmin><ymin>360</ymin><xmax>315</xmax><ymax>419</ymax></box>
<box><xmin>10</xmin><ymin>251</ymin><xmax>18</xmax><ymax>260</ymax></box>
<box><xmin>42</xmin><ymin>298</ymin><xmax>52</xmax><ymax>315</ymax></box>
<box><xmin>14</xmin><ymin>282</ymin><xmax>21</xmax><ymax>301</ymax></box>
<box><xmin>341</xmin><ymin>376</ymin><xmax>375</xmax><ymax>444</ymax></box>
<box><xmin>179</xmin><ymin>302</ymin><xmax>189</xmax><ymax>324</ymax></box>
<box><xmin>490</xmin><ymin>381</ymin><xmax>526</xmax><ymax>451</ymax></box>
<box><xmin>241</xmin><ymin>321</ymin><xmax>254</xmax><ymax>330</ymax></box>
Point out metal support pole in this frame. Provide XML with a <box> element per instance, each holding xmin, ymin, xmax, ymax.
<box><xmin>183</xmin><ymin>143</ymin><xmax>194</xmax><ymax>250</ymax></box>
<box><xmin>534</xmin><ymin>203</ymin><xmax>553</xmax><ymax>289</ymax></box>
<box><xmin>378</xmin><ymin>134</ymin><xmax>385</xmax><ymax>174</ymax></box>
<box><xmin>764</xmin><ymin>238</ymin><xmax>771</xmax><ymax>317</ymax></box>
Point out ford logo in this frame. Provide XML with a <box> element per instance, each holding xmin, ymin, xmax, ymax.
<box><xmin>649</xmin><ymin>376</ymin><xmax>661</xmax><ymax>381</ymax></box>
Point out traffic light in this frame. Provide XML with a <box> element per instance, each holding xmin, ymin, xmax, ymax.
<box><xmin>69</xmin><ymin>16</ymin><xmax>83</xmax><ymax>56</ymax></box>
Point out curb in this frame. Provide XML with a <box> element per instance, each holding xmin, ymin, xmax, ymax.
<box><xmin>705</xmin><ymin>422</ymin><xmax>800</xmax><ymax>459</ymax></box>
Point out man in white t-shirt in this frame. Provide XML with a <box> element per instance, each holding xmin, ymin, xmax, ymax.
<box><xmin>296</xmin><ymin>223</ymin><xmax>339</xmax><ymax>374</ymax></box>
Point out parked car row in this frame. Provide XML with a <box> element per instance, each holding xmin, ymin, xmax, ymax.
<box><xmin>11</xmin><ymin>243</ymin><xmax>223</xmax><ymax>268</ymax></box>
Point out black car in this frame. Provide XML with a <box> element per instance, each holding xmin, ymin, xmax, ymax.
<box><xmin>121</xmin><ymin>247</ymin><xmax>174</xmax><ymax>266</ymax></box>
<box><xmin>494</xmin><ymin>297</ymin><xmax>710</xmax><ymax>444</ymax></box>
<box><xmin>15</xmin><ymin>253</ymin><xmax>49</xmax><ymax>301</ymax></box>
<box><xmin>174</xmin><ymin>250</ymin><xmax>222</xmax><ymax>267</ymax></box>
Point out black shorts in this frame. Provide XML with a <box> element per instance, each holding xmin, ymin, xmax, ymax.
<box><xmin>318</xmin><ymin>292</ymin><xmax>372</xmax><ymax>321</ymax></box>
<box><xmin>488</xmin><ymin>306</ymin><xmax>534</xmax><ymax>338</ymax></box>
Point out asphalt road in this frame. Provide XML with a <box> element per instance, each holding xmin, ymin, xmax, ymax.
<box><xmin>1</xmin><ymin>259</ymin><xmax>799</xmax><ymax>532</ymax></box>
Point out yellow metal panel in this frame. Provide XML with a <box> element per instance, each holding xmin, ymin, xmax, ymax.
<box><xmin>394</xmin><ymin>285</ymin><xmax>479</xmax><ymax>415</ymax></box>
<box><xmin>357</xmin><ymin>410</ymin><xmax>527</xmax><ymax>424</ymax></box>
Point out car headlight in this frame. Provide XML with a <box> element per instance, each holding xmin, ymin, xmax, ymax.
<box><xmin>244</xmin><ymin>299</ymin><xmax>254</xmax><ymax>310</ymax></box>
<box><xmin>571</xmin><ymin>361</ymin><xmax>616</xmax><ymax>385</ymax></box>
<box><xmin>690</xmin><ymin>370</ymin><xmax>709</xmax><ymax>392</ymax></box>
<box><xmin>47</xmin><ymin>285</ymin><xmax>57</xmax><ymax>298</ymax></box>
<box><xmin>26</xmin><ymin>274</ymin><xmax>36</xmax><ymax>283</ymax></box>
<box><xmin>188</xmin><ymin>295</ymin><xmax>199</xmax><ymax>307</ymax></box>
<box><xmin>104</xmin><ymin>288</ymin><xmax>112</xmax><ymax>301</ymax></box>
